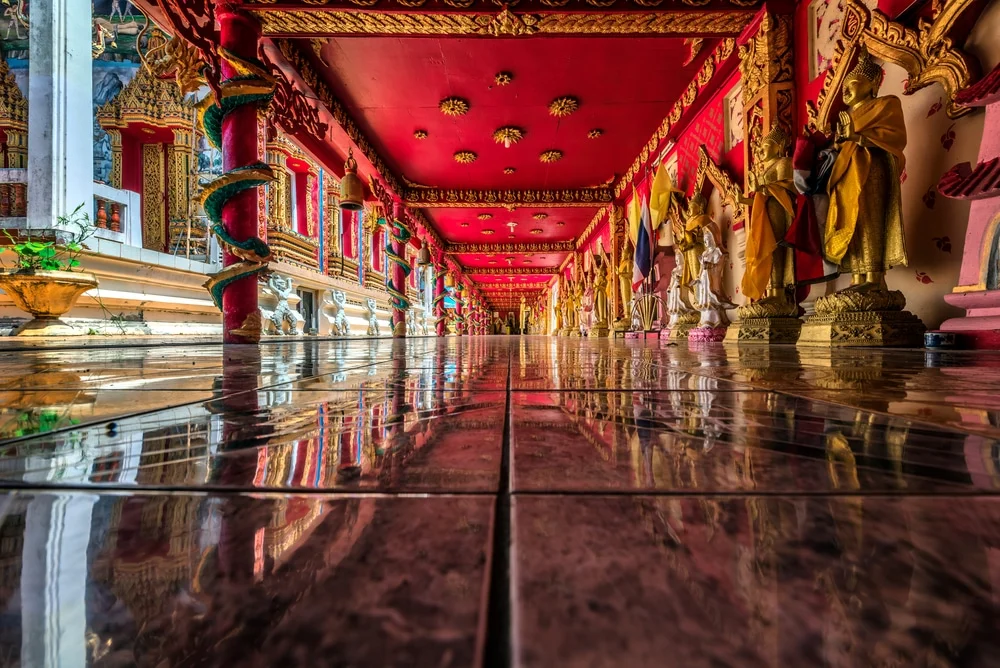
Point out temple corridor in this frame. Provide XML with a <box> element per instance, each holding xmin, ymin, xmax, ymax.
<box><xmin>1</xmin><ymin>336</ymin><xmax>1000</xmax><ymax>665</ymax></box>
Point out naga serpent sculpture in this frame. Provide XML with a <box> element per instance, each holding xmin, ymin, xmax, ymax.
<box><xmin>197</xmin><ymin>49</ymin><xmax>276</xmax><ymax>316</ymax></box>
<box><xmin>380</xmin><ymin>214</ymin><xmax>412</xmax><ymax>337</ymax></box>
<box><xmin>432</xmin><ymin>266</ymin><xmax>448</xmax><ymax>334</ymax></box>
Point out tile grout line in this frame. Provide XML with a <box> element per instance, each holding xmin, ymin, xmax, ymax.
<box><xmin>483</xmin><ymin>345</ymin><xmax>514</xmax><ymax>668</ymax></box>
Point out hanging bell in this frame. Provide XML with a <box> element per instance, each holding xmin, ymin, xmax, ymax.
<box><xmin>339</xmin><ymin>148</ymin><xmax>364</xmax><ymax>211</ymax></box>
<box><xmin>417</xmin><ymin>244</ymin><xmax>431</xmax><ymax>265</ymax></box>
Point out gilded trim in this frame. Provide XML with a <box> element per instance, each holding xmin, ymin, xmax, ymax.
<box><xmin>447</xmin><ymin>241</ymin><xmax>575</xmax><ymax>253</ymax></box>
<box><xmin>404</xmin><ymin>187</ymin><xmax>611</xmax><ymax>207</ymax></box>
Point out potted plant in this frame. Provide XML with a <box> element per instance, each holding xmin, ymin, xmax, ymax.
<box><xmin>0</xmin><ymin>203</ymin><xmax>99</xmax><ymax>336</ymax></box>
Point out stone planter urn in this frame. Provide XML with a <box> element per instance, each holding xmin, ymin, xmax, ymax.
<box><xmin>0</xmin><ymin>270</ymin><xmax>98</xmax><ymax>336</ymax></box>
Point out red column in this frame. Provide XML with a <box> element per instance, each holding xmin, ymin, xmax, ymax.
<box><xmin>219</xmin><ymin>10</ymin><xmax>264</xmax><ymax>344</ymax></box>
<box><xmin>434</xmin><ymin>259</ymin><xmax>446</xmax><ymax>336</ymax></box>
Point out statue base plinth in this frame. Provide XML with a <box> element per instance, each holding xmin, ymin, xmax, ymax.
<box><xmin>661</xmin><ymin>322</ymin><xmax>695</xmax><ymax>341</ymax></box>
<box><xmin>568</xmin><ymin>330</ymin><xmax>581</xmax><ymax>338</ymax></box>
<box><xmin>588</xmin><ymin>325</ymin><xmax>610</xmax><ymax>338</ymax></box>
<box><xmin>798</xmin><ymin>310</ymin><xmax>925</xmax><ymax>347</ymax></box>
<box><xmin>688</xmin><ymin>326</ymin><xmax>727</xmax><ymax>343</ymax></box>
<box><xmin>725</xmin><ymin>317</ymin><xmax>802</xmax><ymax>344</ymax></box>
<box><xmin>559</xmin><ymin>328</ymin><xmax>572</xmax><ymax>337</ymax></box>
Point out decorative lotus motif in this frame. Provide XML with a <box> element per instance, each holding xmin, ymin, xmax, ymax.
<box><xmin>440</xmin><ymin>97</ymin><xmax>470</xmax><ymax>116</ymax></box>
<box><xmin>494</xmin><ymin>71</ymin><xmax>513</xmax><ymax>86</ymax></box>
<box><xmin>539</xmin><ymin>149</ymin><xmax>563</xmax><ymax>163</ymax></box>
<box><xmin>548</xmin><ymin>96</ymin><xmax>579</xmax><ymax>117</ymax></box>
<box><xmin>413</xmin><ymin>129</ymin><xmax>428</xmax><ymax>139</ymax></box>
<box><xmin>493</xmin><ymin>126</ymin><xmax>524</xmax><ymax>148</ymax></box>
<box><xmin>587</xmin><ymin>128</ymin><xmax>604</xmax><ymax>139</ymax></box>
<box><xmin>454</xmin><ymin>150</ymin><xmax>477</xmax><ymax>164</ymax></box>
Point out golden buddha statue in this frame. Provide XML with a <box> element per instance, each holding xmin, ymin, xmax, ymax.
<box><xmin>740</xmin><ymin>124</ymin><xmax>797</xmax><ymax>312</ymax></box>
<box><xmin>616</xmin><ymin>242</ymin><xmax>633</xmax><ymax>329</ymax></box>
<box><xmin>591</xmin><ymin>253</ymin><xmax>610</xmax><ymax>335</ymax></box>
<box><xmin>677</xmin><ymin>194</ymin><xmax>712</xmax><ymax>289</ymax></box>
<box><xmin>826</xmin><ymin>44</ymin><xmax>907</xmax><ymax>294</ymax></box>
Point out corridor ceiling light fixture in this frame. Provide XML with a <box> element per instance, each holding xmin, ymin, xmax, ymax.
<box><xmin>440</xmin><ymin>97</ymin><xmax>470</xmax><ymax>116</ymax></box>
<box><xmin>539</xmin><ymin>149</ymin><xmax>563</xmax><ymax>163</ymax></box>
<box><xmin>493</xmin><ymin>126</ymin><xmax>524</xmax><ymax>148</ymax></box>
<box><xmin>530</xmin><ymin>228</ymin><xmax>543</xmax><ymax>235</ymax></box>
<box><xmin>494</xmin><ymin>71</ymin><xmax>513</xmax><ymax>86</ymax></box>
<box><xmin>548</xmin><ymin>96</ymin><xmax>579</xmax><ymax>117</ymax></box>
<box><xmin>481</xmin><ymin>229</ymin><xmax>495</xmax><ymax>235</ymax></box>
<box><xmin>454</xmin><ymin>150</ymin><xmax>477</xmax><ymax>164</ymax></box>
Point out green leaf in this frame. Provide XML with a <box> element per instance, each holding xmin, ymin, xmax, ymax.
<box><xmin>25</xmin><ymin>242</ymin><xmax>46</xmax><ymax>252</ymax></box>
<box><xmin>65</xmin><ymin>242</ymin><xmax>81</xmax><ymax>252</ymax></box>
<box><xmin>37</xmin><ymin>247</ymin><xmax>56</xmax><ymax>259</ymax></box>
<box><xmin>40</xmin><ymin>259</ymin><xmax>61</xmax><ymax>271</ymax></box>
<box><xmin>67</xmin><ymin>258</ymin><xmax>81</xmax><ymax>268</ymax></box>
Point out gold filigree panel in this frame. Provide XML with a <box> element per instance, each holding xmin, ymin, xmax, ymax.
<box><xmin>254</xmin><ymin>9</ymin><xmax>754</xmax><ymax>37</ymax></box>
<box><xmin>693</xmin><ymin>145</ymin><xmax>746</xmax><ymax>223</ymax></box>
<box><xmin>142</xmin><ymin>143</ymin><xmax>166</xmax><ymax>251</ymax></box>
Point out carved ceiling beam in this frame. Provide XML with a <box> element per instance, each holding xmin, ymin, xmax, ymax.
<box><xmin>807</xmin><ymin>0</ymin><xmax>980</xmax><ymax>130</ymax></box>
<box><xmin>446</xmin><ymin>241</ymin><xmax>576</xmax><ymax>254</ymax></box>
<box><xmin>614</xmin><ymin>37</ymin><xmax>737</xmax><ymax>198</ymax></box>
<box><xmin>251</xmin><ymin>8</ymin><xmax>757</xmax><ymax>38</ymax></box>
<box><xmin>467</xmin><ymin>267</ymin><xmax>559</xmax><ymax>275</ymax></box>
<box><xmin>405</xmin><ymin>187</ymin><xmax>611</xmax><ymax>208</ymax></box>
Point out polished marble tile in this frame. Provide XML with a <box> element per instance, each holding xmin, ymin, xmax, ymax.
<box><xmin>0</xmin><ymin>390</ymin><xmax>505</xmax><ymax>493</ymax></box>
<box><xmin>511</xmin><ymin>391</ymin><xmax>995</xmax><ymax>493</ymax></box>
<box><xmin>0</xmin><ymin>490</ymin><xmax>492</xmax><ymax>667</ymax></box>
<box><xmin>512</xmin><ymin>494</ymin><xmax>1000</xmax><ymax>668</ymax></box>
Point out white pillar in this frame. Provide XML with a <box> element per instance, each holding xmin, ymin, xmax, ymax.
<box><xmin>27</xmin><ymin>0</ymin><xmax>94</xmax><ymax>230</ymax></box>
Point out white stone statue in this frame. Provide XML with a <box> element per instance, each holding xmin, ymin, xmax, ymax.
<box><xmin>261</xmin><ymin>274</ymin><xmax>304</xmax><ymax>336</ymax></box>
<box><xmin>406</xmin><ymin>308</ymin><xmax>417</xmax><ymax>336</ymax></box>
<box><xmin>665</xmin><ymin>252</ymin><xmax>694</xmax><ymax>330</ymax></box>
<box><xmin>691</xmin><ymin>227</ymin><xmax>733</xmax><ymax>330</ymax></box>
<box><xmin>323</xmin><ymin>289</ymin><xmax>350</xmax><ymax>337</ymax></box>
<box><xmin>365</xmin><ymin>298</ymin><xmax>380</xmax><ymax>337</ymax></box>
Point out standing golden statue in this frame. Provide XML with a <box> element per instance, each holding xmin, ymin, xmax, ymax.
<box><xmin>590</xmin><ymin>253</ymin><xmax>610</xmax><ymax>337</ymax></box>
<box><xmin>827</xmin><ymin>44</ymin><xmax>907</xmax><ymax>293</ymax></box>
<box><xmin>676</xmin><ymin>195</ymin><xmax>709</xmax><ymax>290</ymax></box>
<box><xmin>740</xmin><ymin>124</ymin><xmax>797</xmax><ymax>312</ymax></box>
<box><xmin>799</xmin><ymin>45</ymin><xmax>924</xmax><ymax>347</ymax></box>
<box><xmin>615</xmin><ymin>242</ymin><xmax>633</xmax><ymax>332</ymax></box>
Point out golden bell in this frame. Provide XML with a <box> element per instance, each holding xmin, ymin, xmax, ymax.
<box><xmin>417</xmin><ymin>244</ymin><xmax>431</xmax><ymax>265</ymax></box>
<box><xmin>339</xmin><ymin>148</ymin><xmax>363</xmax><ymax>212</ymax></box>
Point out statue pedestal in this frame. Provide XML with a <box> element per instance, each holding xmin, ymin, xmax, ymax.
<box><xmin>688</xmin><ymin>326</ymin><xmax>727</xmax><ymax>342</ymax></box>
<box><xmin>660</xmin><ymin>323</ymin><xmax>694</xmax><ymax>341</ymax></box>
<box><xmin>798</xmin><ymin>290</ymin><xmax>925</xmax><ymax>347</ymax></box>
<box><xmin>725</xmin><ymin>317</ymin><xmax>802</xmax><ymax>344</ymax></box>
<box><xmin>940</xmin><ymin>290</ymin><xmax>1000</xmax><ymax>349</ymax></box>
<box><xmin>588</xmin><ymin>324</ymin><xmax>610</xmax><ymax>338</ymax></box>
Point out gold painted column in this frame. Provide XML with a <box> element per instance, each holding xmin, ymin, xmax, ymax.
<box><xmin>141</xmin><ymin>143</ymin><xmax>166</xmax><ymax>251</ymax></box>
<box><xmin>167</xmin><ymin>129</ymin><xmax>194</xmax><ymax>251</ymax></box>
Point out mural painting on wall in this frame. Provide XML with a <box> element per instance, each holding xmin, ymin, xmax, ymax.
<box><xmin>724</xmin><ymin>84</ymin><xmax>745</xmax><ymax>152</ymax></box>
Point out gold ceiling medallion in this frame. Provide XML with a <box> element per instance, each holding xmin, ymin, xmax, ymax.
<box><xmin>494</xmin><ymin>71</ymin><xmax>513</xmax><ymax>86</ymax></box>
<box><xmin>539</xmin><ymin>149</ymin><xmax>564</xmax><ymax>163</ymax></box>
<box><xmin>413</xmin><ymin>129</ymin><xmax>428</xmax><ymax>139</ymax></box>
<box><xmin>478</xmin><ymin>213</ymin><xmax>493</xmax><ymax>220</ymax></box>
<box><xmin>440</xmin><ymin>97</ymin><xmax>470</xmax><ymax>116</ymax></box>
<box><xmin>556</xmin><ymin>221</ymin><xmax>566</xmax><ymax>227</ymax></box>
<box><xmin>530</xmin><ymin>228</ymin><xmax>543</xmax><ymax>235</ymax></box>
<box><xmin>503</xmin><ymin>167</ymin><xmax>516</xmax><ymax>174</ymax></box>
<box><xmin>548</xmin><ymin>96</ymin><xmax>579</xmax><ymax>117</ymax></box>
<box><xmin>806</xmin><ymin>0</ymin><xmax>977</xmax><ymax>129</ymax></box>
<box><xmin>587</xmin><ymin>128</ymin><xmax>604</xmax><ymax>139</ymax></box>
<box><xmin>454</xmin><ymin>150</ymin><xmax>478</xmax><ymax>164</ymax></box>
<box><xmin>493</xmin><ymin>126</ymin><xmax>524</xmax><ymax>148</ymax></box>
<box><xmin>532</xmin><ymin>213</ymin><xmax>548</xmax><ymax>220</ymax></box>
<box><xmin>254</xmin><ymin>10</ymin><xmax>756</xmax><ymax>37</ymax></box>
<box><xmin>482</xmin><ymin>229</ymin><xmax>496</xmax><ymax>235</ymax></box>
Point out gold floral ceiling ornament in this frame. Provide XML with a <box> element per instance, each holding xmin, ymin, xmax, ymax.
<box><xmin>587</xmin><ymin>128</ymin><xmax>604</xmax><ymax>139</ymax></box>
<box><xmin>478</xmin><ymin>213</ymin><xmax>493</xmax><ymax>220</ymax></box>
<box><xmin>454</xmin><ymin>150</ymin><xmax>478</xmax><ymax>164</ymax></box>
<box><xmin>548</xmin><ymin>96</ymin><xmax>579</xmax><ymax>117</ymax></box>
<box><xmin>530</xmin><ymin>228</ymin><xmax>543</xmax><ymax>235</ymax></box>
<box><xmin>556</xmin><ymin>221</ymin><xmax>566</xmax><ymax>227</ymax></box>
<box><xmin>495</xmin><ymin>71</ymin><xmax>513</xmax><ymax>86</ymax></box>
<box><xmin>503</xmin><ymin>167</ymin><xmax>516</xmax><ymax>174</ymax></box>
<box><xmin>413</xmin><ymin>129</ymin><xmax>428</xmax><ymax>139</ymax></box>
<box><xmin>493</xmin><ymin>125</ymin><xmax>524</xmax><ymax>148</ymax></box>
<box><xmin>440</xmin><ymin>96</ymin><xmax>470</xmax><ymax>116</ymax></box>
<box><xmin>532</xmin><ymin>213</ymin><xmax>548</xmax><ymax>220</ymax></box>
<box><xmin>461</xmin><ymin>222</ymin><xmax>470</xmax><ymax>228</ymax></box>
<box><xmin>539</xmin><ymin>149</ymin><xmax>564</xmax><ymax>163</ymax></box>
<box><xmin>482</xmin><ymin>229</ymin><xmax>496</xmax><ymax>235</ymax></box>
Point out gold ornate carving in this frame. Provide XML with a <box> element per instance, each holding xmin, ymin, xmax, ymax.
<box><xmin>404</xmin><ymin>187</ymin><xmax>611</xmax><ymax>207</ymax></box>
<box><xmin>440</xmin><ymin>96</ymin><xmax>470</xmax><ymax>116</ymax></box>
<box><xmin>807</xmin><ymin>0</ymin><xmax>977</xmax><ymax>130</ymax></box>
<box><xmin>97</xmin><ymin>66</ymin><xmax>196</xmax><ymax>131</ymax></box>
<box><xmin>481</xmin><ymin>229</ymin><xmax>496</xmax><ymax>235</ymax></box>
<box><xmin>575</xmin><ymin>206</ymin><xmax>610</xmax><ymax>250</ymax></box>
<box><xmin>615</xmin><ymin>38</ymin><xmax>736</xmax><ymax>198</ymax></box>
<box><xmin>447</xmin><ymin>241</ymin><xmax>575</xmax><ymax>254</ymax></box>
<box><xmin>142</xmin><ymin>143</ymin><xmax>166</xmax><ymax>251</ymax></box>
<box><xmin>0</xmin><ymin>59</ymin><xmax>27</xmax><ymax>140</ymax></box>
<box><xmin>106</xmin><ymin>129</ymin><xmax>123</xmax><ymax>188</ymax></box>
<box><xmin>477</xmin><ymin>213</ymin><xmax>493</xmax><ymax>220</ymax></box>
<box><xmin>798</xmin><ymin>309</ymin><xmax>925</xmax><ymax>347</ymax></box>
<box><xmin>548</xmin><ymin>96</ymin><xmax>579</xmax><ymax>117</ymax></box>
<box><xmin>814</xmin><ymin>288</ymin><xmax>907</xmax><ymax>315</ymax></box>
<box><xmin>693</xmin><ymin>145</ymin><xmax>747</xmax><ymax>224</ymax></box>
<box><xmin>413</xmin><ymin>129</ymin><xmax>428</xmax><ymax>139</ymax></box>
<box><xmin>493</xmin><ymin>126</ymin><xmax>524</xmax><ymax>147</ymax></box>
<box><xmin>166</xmin><ymin>132</ymin><xmax>193</xmax><ymax>232</ymax></box>
<box><xmin>532</xmin><ymin>213</ymin><xmax>548</xmax><ymax>220</ymax></box>
<box><xmin>494</xmin><ymin>71</ymin><xmax>513</xmax><ymax>86</ymax></box>
<box><xmin>479</xmin><ymin>7</ymin><xmax>539</xmax><ymax>36</ymax></box>
<box><xmin>137</xmin><ymin>26</ymin><xmax>207</xmax><ymax>97</ymax></box>
<box><xmin>254</xmin><ymin>10</ymin><xmax>754</xmax><ymax>37</ymax></box>
<box><xmin>539</xmin><ymin>149</ymin><xmax>564</xmax><ymax>163</ymax></box>
<box><xmin>587</xmin><ymin>128</ymin><xmax>604</xmax><ymax>139</ymax></box>
<box><xmin>454</xmin><ymin>150</ymin><xmax>478</xmax><ymax>164</ymax></box>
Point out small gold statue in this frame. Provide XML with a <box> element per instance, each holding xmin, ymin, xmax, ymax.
<box><xmin>826</xmin><ymin>44</ymin><xmax>907</xmax><ymax>293</ymax></box>
<box><xmin>616</xmin><ymin>242</ymin><xmax>633</xmax><ymax>329</ymax></box>
<box><xmin>677</xmin><ymin>194</ymin><xmax>711</xmax><ymax>288</ymax></box>
<box><xmin>592</xmin><ymin>253</ymin><xmax>610</xmax><ymax>334</ymax></box>
<box><xmin>740</xmin><ymin>124</ymin><xmax>797</xmax><ymax>308</ymax></box>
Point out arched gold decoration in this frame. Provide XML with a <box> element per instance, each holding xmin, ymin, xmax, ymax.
<box><xmin>692</xmin><ymin>145</ymin><xmax>747</xmax><ymax>224</ymax></box>
<box><xmin>806</xmin><ymin>0</ymin><xmax>978</xmax><ymax>130</ymax></box>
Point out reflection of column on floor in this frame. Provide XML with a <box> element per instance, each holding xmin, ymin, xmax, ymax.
<box><xmin>21</xmin><ymin>493</ymin><xmax>96</xmax><ymax>668</ymax></box>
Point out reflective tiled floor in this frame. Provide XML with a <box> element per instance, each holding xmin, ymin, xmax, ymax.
<box><xmin>3</xmin><ymin>336</ymin><xmax>1000</xmax><ymax>667</ymax></box>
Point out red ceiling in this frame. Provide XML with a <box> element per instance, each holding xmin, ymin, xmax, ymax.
<box><xmin>458</xmin><ymin>252</ymin><xmax>568</xmax><ymax>270</ymax></box>
<box><xmin>427</xmin><ymin>207</ymin><xmax>595</xmax><ymax>244</ymax></box>
<box><xmin>315</xmin><ymin>36</ymin><xmax>710</xmax><ymax>191</ymax></box>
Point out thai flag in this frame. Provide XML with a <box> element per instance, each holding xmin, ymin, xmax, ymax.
<box><xmin>631</xmin><ymin>191</ymin><xmax>652</xmax><ymax>291</ymax></box>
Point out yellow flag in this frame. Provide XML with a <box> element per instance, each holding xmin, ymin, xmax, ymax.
<box><xmin>627</xmin><ymin>186</ymin><xmax>641</xmax><ymax>246</ymax></box>
<box><xmin>648</xmin><ymin>161</ymin><xmax>678</xmax><ymax>231</ymax></box>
